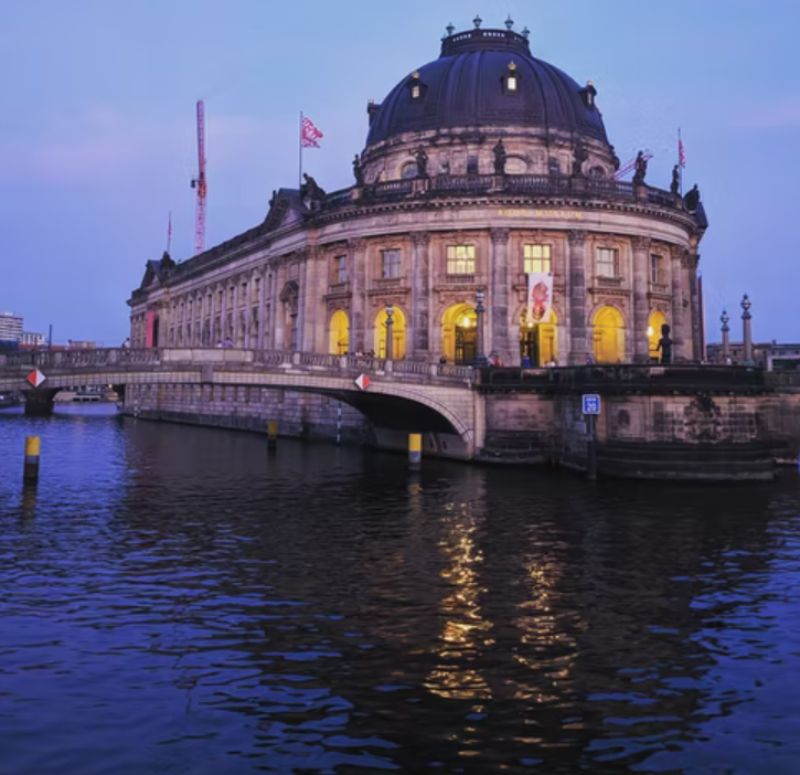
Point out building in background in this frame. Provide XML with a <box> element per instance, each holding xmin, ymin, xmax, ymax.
<box><xmin>129</xmin><ymin>20</ymin><xmax>707</xmax><ymax>367</ymax></box>
<box><xmin>0</xmin><ymin>311</ymin><xmax>23</xmax><ymax>345</ymax></box>
<box><xmin>20</xmin><ymin>331</ymin><xmax>45</xmax><ymax>348</ymax></box>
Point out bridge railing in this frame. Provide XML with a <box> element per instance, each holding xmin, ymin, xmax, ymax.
<box><xmin>0</xmin><ymin>347</ymin><xmax>475</xmax><ymax>385</ymax></box>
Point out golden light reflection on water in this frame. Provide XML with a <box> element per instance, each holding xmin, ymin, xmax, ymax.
<box><xmin>511</xmin><ymin>553</ymin><xmax>580</xmax><ymax>703</ymax></box>
<box><xmin>425</xmin><ymin>500</ymin><xmax>493</xmax><ymax>701</ymax></box>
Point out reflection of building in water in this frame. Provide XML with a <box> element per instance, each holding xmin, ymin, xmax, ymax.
<box><xmin>129</xmin><ymin>19</ymin><xmax>707</xmax><ymax>368</ymax></box>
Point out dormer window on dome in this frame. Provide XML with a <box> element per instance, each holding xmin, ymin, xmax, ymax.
<box><xmin>408</xmin><ymin>71</ymin><xmax>427</xmax><ymax>102</ymax></box>
<box><xmin>580</xmin><ymin>80</ymin><xmax>598</xmax><ymax>109</ymax></box>
<box><xmin>503</xmin><ymin>60</ymin><xmax>519</xmax><ymax>94</ymax></box>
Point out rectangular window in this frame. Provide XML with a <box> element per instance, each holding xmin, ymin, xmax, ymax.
<box><xmin>523</xmin><ymin>244</ymin><xmax>552</xmax><ymax>274</ymax></box>
<box><xmin>334</xmin><ymin>255</ymin><xmax>348</xmax><ymax>283</ymax></box>
<box><xmin>446</xmin><ymin>244</ymin><xmax>476</xmax><ymax>275</ymax></box>
<box><xmin>381</xmin><ymin>249</ymin><xmax>402</xmax><ymax>279</ymax></box>
<box><xmin>650</xmin><ymin>254</ymin><xmax>663</xmax><ymax>284</ymax></box>
<box><xmin>596</xmin><ymin>247</ymin><xmax>618</xmax><ymax>278</ymax></box>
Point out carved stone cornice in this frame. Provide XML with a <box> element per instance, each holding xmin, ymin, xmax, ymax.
<box><xmin>490</xmin><ymin>228</ymin><xmax>510</xmax><ymax>245</ymax></box>
<box><xmin>567</xmin><ymin>229</ymin><xmax>587</xmax><ymax>246</ymax></box>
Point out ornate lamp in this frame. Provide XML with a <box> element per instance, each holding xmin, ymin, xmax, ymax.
<box><xmin>385</xmin><ymin>303</ymin><xmax>394</xmax><ymax>360</ymax></box>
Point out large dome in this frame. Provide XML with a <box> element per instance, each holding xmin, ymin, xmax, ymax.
<box><xmin>366</xmin><ymin>25</ymin><xmax>608</xmax><ymax>147</ymax></box>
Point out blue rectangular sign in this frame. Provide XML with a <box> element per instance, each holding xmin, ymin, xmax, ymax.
<box><xmin>582</xmin><ymin>393</ymin><xmax>601</xmax><ymax>415</ymax></box>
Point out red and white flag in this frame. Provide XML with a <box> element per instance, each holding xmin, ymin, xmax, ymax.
<box><xmin>678</xmin><ymin>130</ymin><xmax>686</xmax><ymax>168</ymax></box>
<box><xmin>301</xmin><ymin>115</ymin><xmax>323</xmax><ymax>148</ymax></box>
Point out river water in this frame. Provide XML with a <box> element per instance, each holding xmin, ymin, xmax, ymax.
<box><xmin>1</xmin><ymin>406</ymin><xmax>799</xmax><ymax>774</ymax></box>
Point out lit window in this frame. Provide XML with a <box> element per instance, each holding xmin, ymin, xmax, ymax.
<box><xmin>523</xmin><ymin>244</ymin><xmax>552</xmax><ymax>274</ymax></box>
<box><xmin>408</xmin><ymin>70</ymin><xmax>426</xmax><ymax>102</ymax></box>
<box><xmin>334</xmin><ymin>255</ymin><xmax>348</xmax><ymax>283</ymax></box>
<box><xmin>650</xmin><ymin>254</ymin><xmax>663</xmax><ymax>284</ymax></box>
<box><xmin>596</xmin><ymin>247</ymin><xmax>618</xmax><ymax>278</ymax></box>
<box><xmin>447</xmin><ymin>244</ymin><xmax>476</xmax><ymax>275</ymax></box>
<box><xmin>503</xmin><ymin>61</ymin><xmax>520</xmax><ymax>94</ymax></box>
<box><xmin>381</xmin><ymin>249</ymin><xmax>402</xmax><ymax>279</ymax></box>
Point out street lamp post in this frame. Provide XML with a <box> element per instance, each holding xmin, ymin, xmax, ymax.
<box><xmin>475</xmin><ymin>289</ymin><xmax>488</xmax><ymax>366</ymax></box>
<box><xmin>385</xmin><ymin>303</ymin><xmax>394</xmax><ymax>361</ymax></box>
<box><xmin>720</xmin><ymin>309</ymin><xmax>730</xmax><ymax>362</ymax></box>
<box><xmin>741</xmin><ymin>294</ymin><xmax>752</xmax><ymax>363</ymax></box>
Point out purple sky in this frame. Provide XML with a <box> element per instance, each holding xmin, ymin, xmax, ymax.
<box><xmin>1</xmin><ymin>0</ymin><xmax>797</xmax><ymax>345</ymax></box>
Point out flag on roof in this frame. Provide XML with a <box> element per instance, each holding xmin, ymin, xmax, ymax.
<box><xmin>301</xmin><ymin>116</ymin><xmax>323</xmax><ymax>148</ymax></box>
<box><xmin>678</xmin><ymin>130</ymin><xmax>686</xmax><ymax>168</ymax></box>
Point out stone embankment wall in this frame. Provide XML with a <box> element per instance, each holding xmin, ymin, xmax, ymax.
<box><xmin>123</xmin><ymin>383</ymin><xmax>372</xmax><ymax>444</ymax></box>
<box><xmin>483</xmin><ymin>389</ymin><xmax>800</xmax><ymax>480</ymax></box>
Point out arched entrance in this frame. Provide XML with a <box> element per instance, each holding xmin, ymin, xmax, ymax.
<box><xmin>441</xmin><ymin>303</ymin><xmax>477</xmax><ymax>364</ymax></box>
<box><xmin>593</xmin><ymin>306</ymin><xmax>625</xmax><ymax>363</ymax></box>
<box><xmin>647</xmin><ymin>310</ymin><xmax>668</xmax><ymax>361</ymax></box>
<box><xmin>329</xmin><ymin>310</ymin><xmax>350</xmax><ymax>355</ymax></box>
<box><xmin>374</xmin><ymin>307</ymin><xmax>406</xmax><ymax>359</ymax></box>
<box><xmin>519</xmin><ymin>310</ymin><xmax>558</xmax><ymax>366</ymax></box>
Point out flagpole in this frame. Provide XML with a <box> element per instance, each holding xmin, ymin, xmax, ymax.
<box><xmin>298</xmin><ymin>110</ymin><xmax>303</xmax><ymax>190</ymax></box>
<box><xmin>166</xmin><ymin>210</ymin><xmax>172</xmax><ymax>255</ymax></box>
<box><xmin>678</xmin><ymin>127</ymin><xmax>684</xmax><ymax>196</ymax></box>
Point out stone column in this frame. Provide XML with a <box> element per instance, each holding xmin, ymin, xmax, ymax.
<box><xmin>257</xmin><ymin>267</ymin><xmax>267</xmax><ymax>350</ymax></box>
<box><xmin>489</xmin><ymin>228</ymin><xmax>511</xmax><ymax>364</ymax></box>
<box><xmin>411</xmin><ymin>232</ymin><xmax>430</xmax><ymax>358</ymax></box>
<box><xmin>567</xmin><ymin>230</ymin><xmax>588</xmax><ymax>364</ymax></box>
<box><xmin>688</xmin><ymin>253</ymin><xmax>701</xmax><ymax>361</ymax></box>
<box><xmin>720</xmin><ymin>309</ymin><xmax>730</xmax><ymax>362</ymax></box>
<box><xmin>741</xmin><ymin>294</ymin><xmax>753</xmax><ymax>362</ymax></box>
<box><xmin>670</xmin><ymin>247</ymin><xmax>685</xmax><ymax>361</ymax></box>
<box><xmin>632</xmin><ymin>236</ymin><xmax>651</xmax><ymax>362</ymax></box>
<box><xmin>273</xmin><ymin>261</ymin><xmax>287</xmax><ymax>350</ymax></box>
<box><xmin>348</xmin><ymin>238</ymin><xmax>367</xmax><ymax>353</ymax></box>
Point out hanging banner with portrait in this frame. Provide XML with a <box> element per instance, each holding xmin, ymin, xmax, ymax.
<box><xmin>526</xmin><ymin>272</ymin><xmax>553</xmax><ymax>326</ymax></box>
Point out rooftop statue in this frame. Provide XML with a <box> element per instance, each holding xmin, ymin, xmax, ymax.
<box><xmin>352</xmin><ymin>155</ymin><xmax>364</xmax><ymax>187</ymax></box>
<box><xmin>632</xmin><ymin>150</ymin><xmax>647</xmax><ymax>186</ymax></box>
<box><xmin>301</xmin><ymin>173</ymin><xmax>325</xmax><ymax>202</ymax></box>
<box><xmin>414</xmin><ymin>146</ymin><xmax>429</xmax><ymax>178</ymax></box>
<box><xmin>684</xmin><ymin>183</ymin><xmax>701</xmax><ymax>212</ymax></box>
<box><xmin>670</xmin><ymin>165</ymin><xmax>680</xmax><ymax>196</ymax></box>
<box><xmin>572</xmin><ymin>139</ymin><xmax>589</xmax><ymax>177</ymax></box>
<box><xmin>493</xmin><ymin>139</ymin><xmax>507</xmax><ymax>175</ymax></box>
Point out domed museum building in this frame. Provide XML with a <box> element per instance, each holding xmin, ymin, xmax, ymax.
<box><xmin>129</xmin><ymin>19</ymin><xmax>707</xmax><ymax>369</ymax></box>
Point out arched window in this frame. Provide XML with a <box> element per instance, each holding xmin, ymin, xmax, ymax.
<box><xmin>593</xmin><ymin>306</ymin><xmax>625</xmax><ymax>363</ymax></box>
<box><xmin>647</xmin><ymin>310</ymin><xmax>668</xmax><ymax>360</ymax></box>
<box><xmin>329</xmin><ymin>310</ymin><xmax>350</xmax><ymax>355</ymax></box>
<box><xmin>374</xmin><ymin>306</ymin><xmax>406</xmax><ymax>359</ymax></box>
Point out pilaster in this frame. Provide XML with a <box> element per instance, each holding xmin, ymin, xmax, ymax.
<box><xmin>490</xmin><ymin>228</ymin><xmax>511</xmax><ymax>364</ymax></box>
<box><xmin>411</xmin><ymin>232</ymin><xmax>431</xmax><ymax>358</ymax></box>
<box><xmin>567</xmin><ymin>230</ymin><xmax>588</xmax><ymax>364</ymax></box>
<box><xmin>632</xmin><ymin>236</ymin><xmax>651</xmax><ymax>362</ymax></box>
<box><xmin>348</xmin><ymin>238</ymin><xmax>367</xmax><ymax>353</ymax></box>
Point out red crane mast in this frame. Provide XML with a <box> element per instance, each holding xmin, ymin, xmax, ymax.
<box><xmin>190</xmin><ymin>100</ymin><xmax>207</xmax><ymax>255</ymax></box>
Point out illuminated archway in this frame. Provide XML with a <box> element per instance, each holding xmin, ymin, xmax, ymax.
<box><xmin>441</xmin><ymin>303</ymin><xmax>477</xmax><ymax>364</ymax></box>
<box><xmin>593</xmin><ymin>306</ymin><xmax>625</xmax><ymax>363</ymax></box>
<box><xmin>374</xmin><ymin>306</ymin><xmax>406</xmax><ymax>359</ymax></box>
<box><xmin>519</xmin><ymin>309</ymin><xmax>558</xmax><ymax>366</ymax></box>
<box><xmin>647</xmin><ymin>310</ymin><xmax>668</xmax><ymax>360</ymax></box>
<box><xmin>328</xmin><ymin>309</ymin><xmax>350</xmax><ymax>355</ymax></box>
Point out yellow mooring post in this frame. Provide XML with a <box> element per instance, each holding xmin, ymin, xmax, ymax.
<box><xmin>408</xmin><ymin>433</ymin><xmax>422</xmax><ymax>469</ymax></box>
<box><xmin>23</xmin><ymin>435</ymin><xmax>41</xmax><ymax>484</ymax></box>
<box><xmin>267</xmin><ymin>420</ymin><xmax>278</xmax><ymax>451</ymax></box>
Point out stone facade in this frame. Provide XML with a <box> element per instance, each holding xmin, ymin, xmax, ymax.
<box><xmin>129</xmin><ymin>25</ymin><xmax>707</xmax><ymax>373</ymax></box>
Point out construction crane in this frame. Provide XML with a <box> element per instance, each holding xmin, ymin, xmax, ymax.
<box><xmin>614</xmin><ymin>150</ymin><xmax>653</xmax><ymax>181</ymax></box>
<box><xmin>190</xmin><ymin>100</ymin><xmax>207</xmax><ymax>255</ymax></box>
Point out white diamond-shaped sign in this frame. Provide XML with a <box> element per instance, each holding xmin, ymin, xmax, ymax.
<box><xmin>354</xmin><ymin>374</ymin><xmax>370</xmax><ymax>391</ymax></box>
<box><xmin>26</xmin><ymin>369</ymin><xmax>46</xmax><ymax>388</ymax></box>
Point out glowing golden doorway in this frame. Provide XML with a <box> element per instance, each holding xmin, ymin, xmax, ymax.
<box><xmin>592</xmin><ymin>306</ymin><xmax>625</xmax><ymax>363</ymax></box>
<box><xmin>441</xmin><ymin>303</ymin><xmax>477</xmax><ymax>364</ymax></box>
<box><xmin>328</xmin><ymin>309</ymin><xmax>350</xmax><ymax>355</ymax></box>
<box><xmin>519</xmin><ymin>310</ymin><xmax>558</xmax><ymax>366</ymax></box>
<box><xmin>374</xmin><ymin>307</ymin><xmax>406</xmax><ymax>359</ymax></box>
<box><xmin>647</xmin><ymin>310</ymin><xmax>668</xmax><ymax>361</ymax></box>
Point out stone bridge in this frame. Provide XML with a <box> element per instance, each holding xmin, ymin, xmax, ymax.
<box><xmin>0</xmin><ymin>348</ymin><xmax>484</xmax><ymax>456</ymax></box>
